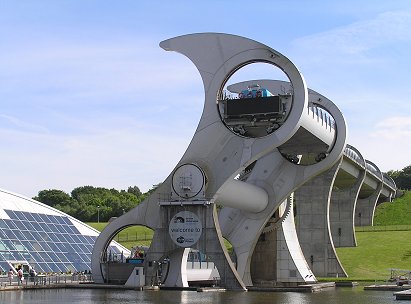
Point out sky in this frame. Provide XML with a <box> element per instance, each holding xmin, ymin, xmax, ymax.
<box><xmin>1</xmin><ymin>1</ymin><xmax>411</xmax><ymax>198</ymax></box>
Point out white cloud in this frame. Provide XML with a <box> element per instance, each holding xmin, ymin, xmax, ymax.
<box><xmin>293</xmin><ymin>10</ymin><xmax>411</xmax><ymax>57</ymax></box>
<box><xmin>0</xmin><ymin>121</ymin><xmax>193</xmax><ymax>197</ymax></box>
<box><xmin>0</xmin><ymin>114</ymin><xmax>49</xmax><ymax>133</ymax></box>
<box><xmin>371</xmin><ymin>116</ymin><xmax>411</xmax><ymax>140</ymax></box>
<box><xmin>348</xmin><ymin>116</ymin><xmax>411</xmax><ymax>172</ymax></box>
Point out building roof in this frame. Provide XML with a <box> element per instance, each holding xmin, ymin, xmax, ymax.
<box><xmin>0</xmin><ymin>188</ymin><xmax>128</xmax><ymax>274</ymax></box>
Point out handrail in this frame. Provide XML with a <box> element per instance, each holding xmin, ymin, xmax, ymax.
<box><xmin>343</xmin><ymin>145</ymin><xmax>366</xmax><ymax>168</ymax></box>
<box><xmin>383</xmin><ymin>173</ymin><xmax>396</xmax><ymax>189</ymax></box>
<box><xmin>308</xmin><ymin>104</ymin><xmax>336</xmax><ymax>130</ymax></box>
<box><xmin>365</xmin><ymin>160</ymin><xmax>382</xmax><ymax>180</ymax></box>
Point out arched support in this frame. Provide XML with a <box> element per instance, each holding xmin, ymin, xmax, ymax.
<box><xmin>295</xmin><ymin>160</ymin><xmax>348</xmax><ymax>278</ymax></box>
<box><xmin>355</xmin><ymin>183</ymin><xmax>383</xmax><ymax>227</ymax></box>
<box><xmin>330</xmin><ymin>145</ymin><xmax>366</xmax><ymax>248</ymax></box>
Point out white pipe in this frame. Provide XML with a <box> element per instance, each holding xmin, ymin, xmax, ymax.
<box><xmin>214</xmin><ymin>179</ymin><xmax>268</xmax><ymax>213</ymax></box>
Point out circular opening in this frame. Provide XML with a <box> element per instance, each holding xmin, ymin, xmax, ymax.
<box><xmin>217</xmin><ymin>62</ymin><xmax>293</xmax><ymax>138</ymax></box>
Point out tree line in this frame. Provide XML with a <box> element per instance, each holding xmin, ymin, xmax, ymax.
<box><xmin>33</xmin><ymin>185</ymin><xmax>152</xmax><ymax>222</ymax></box>
<box><xmin>386</xmin><ymin>165</ymin><xmax>411</xmax><ymax>190</ymax></box>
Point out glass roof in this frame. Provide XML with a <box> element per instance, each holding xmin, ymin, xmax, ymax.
<box><xmin>0</xmin><ymin>209</ymin><xmax>121</xmax><ymax>274</ymax></box>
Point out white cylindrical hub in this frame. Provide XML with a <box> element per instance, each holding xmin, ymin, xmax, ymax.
<box><xmin>215</xmin><ymin>179</ymin><xmax>268</xmax><ymax>213</ymax></box>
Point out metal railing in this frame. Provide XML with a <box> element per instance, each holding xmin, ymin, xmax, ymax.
<box><xmin>356</xmin><ymin>225</ymin><xmax>411</xmax><ymax>232</ymax></box>
<box><xmin>308</xmin><ymin>105</ymin><xmax>336</xmax><ymax>130</ymax></box>
<box><xmin>0</xmin><ymin>273</ymin><xmax>93</xmax><ymax>288</ymax></box>
<box><xmin>365</xmin><ymin>161</ymin><xmax>382</xmax><ymax>180</ymax></box>
<box><xmin>115</xmin><ymin>231</ymin><xmax>153</xmax><ymax>243</ymax></box>
<box><xmin>383</xmin><ymin>173</ymin><xmax>396</xmax><ymax>190</ymax></box>
<box><xmin>344</xmin><ymin>145</ymin><xmax>365</xmax><ymax>168</ymax></box>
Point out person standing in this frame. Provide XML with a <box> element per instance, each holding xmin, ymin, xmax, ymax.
<box><xmin>17</xmin><ymin>266</ymin><xmax>23</xmax><ymax>285</ymax></box>
<box><xmin>8</xmin><ymin>269</ymin><xmax>13</xmax><ymax>285</ymax></box>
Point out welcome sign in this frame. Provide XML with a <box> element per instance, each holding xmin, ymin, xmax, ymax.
<box><xmin>169</xmin><ymin>211</ymin><xmax>202</xmax><ymax>247</ymax></box>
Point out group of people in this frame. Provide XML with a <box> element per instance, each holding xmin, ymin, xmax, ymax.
<box><xmin>7</xmin><ymin>265</ymin><xmax>37</xmax><ymax>285</ymax></box>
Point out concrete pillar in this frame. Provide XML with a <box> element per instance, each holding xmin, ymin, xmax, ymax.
<box><xmin>145</xmin><ymin>203</ymin><xmax>246</xmax><ymax>290</ymax></box>
<box><xmin>295</xmin><ymin>161</ymin><xmax>347</xmax><ymax>277</ymax></box>
<box><xmin>329</xmin><ymin>169</ymin><xmax>365</xmax><ymax>247</ymax></box>
<box><xmin>354</xmin><ymin>182</ymin><xmax>383</xmax><ymax>227</ymax></box>
<box><xmin>250</xmin><ymin>198</ymin><xmax>316</xmax><ymax>286</ymax></box>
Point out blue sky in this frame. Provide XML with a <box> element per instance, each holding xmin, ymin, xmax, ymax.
<box><xmin>1</xmin><ymin>1</ymin><xmax>411</xmax><ymax>197</ymax></box>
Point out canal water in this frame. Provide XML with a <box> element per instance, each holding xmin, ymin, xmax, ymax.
<box><xmin>0</xmin><ymin>288</ymin><xmax>406</xmax><ymax>304</ymax></box>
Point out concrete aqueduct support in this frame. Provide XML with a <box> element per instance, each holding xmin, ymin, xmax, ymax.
<box><xmin>294</xmin><ymin>160</ymin><xmax>348</xmax><ymax>278</ymax></box>
<box><xmin>329</xmin><ymin>145</ymin><xmax>366</xmax><ymax>248</ymax></box>
<box><xmin>92</xmin><ymin>33</ymin><xmax>347</xmax><ymax>289</ymax></box>
<box><xmin>355</xmin><ymin>160</ymin><xmax>383</xmax><ymax>227</ymax></box>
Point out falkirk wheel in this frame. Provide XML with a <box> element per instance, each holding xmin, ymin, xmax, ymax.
<box><xmin>91</xmin><ymin>33</ymin><xmax>347</xmax><ymax>290</ymax></box>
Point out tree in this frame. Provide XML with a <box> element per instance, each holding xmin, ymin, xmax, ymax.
<box><xmin>387</xmin><ymin>165</ymin><xmax>411</xmax><ymax>190</ymax></box>
<box><xmin>34</xmin><ymin>184</ymin><xmax>151</xmax><ymax>222</ymax></box>
<box><xmin>33</xmin><ymin>189</ymin><xmax>73</xmax><ymax>207</ymax></box>
<box><xmin>127</xmin><ymin>186</ymin><xmax>142</xmax><ymax>198</ymax></box>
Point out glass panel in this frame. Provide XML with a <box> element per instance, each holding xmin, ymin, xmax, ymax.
<box><xmin>57</xmin><ymin>253</ymin><xmax>69</xmax><ymax>262</ymax></box>
<box><xmin>49</xmin><ymin>234</ymin><xmax>60</xmax><ymax>243</ymax></box>
<box><xmin>47</xmin><ymin>242</ymin><xmax>61</xmax><ymax>253</ymax></box>
<box><xmin>70</xmin><ymin>234</ymin><xmax>82</xmax><ymax>244</ymax></box>
<box><xmin>21</xmin><ymin>241</ymin><xmax>34</xmax><ymax>251</ymax></box>
<box><xmin>64</xmin><ymin>263</ymin><xmax>75</xmax><ymax>273</ymax></box>
<box><xmin>31</xmin><ymin>222</ymin><xmax>44</xmax><ymax>232</ymax></box>
<box><xmin>56</xmin><ymin>225</ymin><xmax>66</xmax><ymax>234</ymax></box>
<box><xmin>39</xmin><ymin>232</ymin><xmax>51</xmax><ymax>242</ymax></box>
<box><xmin>30</xmin><ymin>231</ymin><xmax>43</xmax><ymax>241</ymax></box>
<box><xmin>56</xmin><ymin>234</ymin><xmax>68</xmax><ymax>243</ymax></box>
<box><xmin>37</xmin><ymin>263</ymin><xmax>51</xmax><ymax>273</ymax></box>
<box><xmin>41</xmin><ymin>224</ymin><xmax>52</xmax><ymax>233</ymax></box>
<box><xmin>9</xmin><ymin>251</ymin><xmax>24</xmax><ymax>260</ymax></box>
<box><xmin>29</xmin><ymin>252</ymin><xmax>45</xmax><ymax>262</ymax></box>
<box><xmin>3</xmin><ymin>230</ymin><xmax>17</xmax><ymax>240</ymax></box>
<box><xmin>23</xmin><ymin>221</ymin><xmax>36</xmax><ymax>231</ymax></box>
<box><xmin>24</xmin><ymin>212</ymin><xmax>35</xmax><ymax>222</ymax></box>
<box><xmin>14</xmin><ymin>211</ymin><xmax>27</xmax><ymax>221</ymax></box>
<box><xmin>31</xmin><ymin>213</ymin><xmax>42</xmax><ymax>222</ymax></box>
<box><xmin>39</xmin><ymin>252</ymin><xmax>53</xmax><ymax>262</ymax></box>
<box><xmin>47</xmin><ymin>252</ymin><xmax>62</xmax><ymax>263</ymax></box>
<box><xmin>11</xmin><ymin>229</ymin><xmax>25</xmax><ymax>240</ymax></box>
<box><xmin>3</xmin><ymin>240</ymin><xmax>16</xmax><ymax>250</ymax></box>
<box><xmin>0</xmin><ymin>221</ymin><xmax>9</xmax><ymax>229</ymax></box>
<box><xmin>31</xmin><ymin>242</ymin><xmax>43</xmax><ymax>251</ymax></box>
<box><xmin>38</xmin><ymin>242</ymin><xmax>52</xmax><ymax>252</ymax></box>
<box><xmin>56</xmin><ymin>217</ymin><xmax>66</xmax><ymax>225</ymax></box>
<box><xmin>2</xmin><ymin>252</ymin><xmax>14</xmax><ymax>260</ymax></box>
<box><xmin>39</xmin><ymin>214</ymin><xmax>50</xmax><ymax>223</ymax></box>
<box><xmin>48</xmin><ymin>263</ymin><xmax>60</xmax><ymax>272</ymax></box>
<box><xmin>0</xmin><ymin>261</ymin><xmax>10</xmax><ymax>273</ymax></box>
<box><xmin>0</xmin><ymin>241</ymin><xmax>9</xmax><ymax>250</ymax></box>
<box><xmin>4</xmin><ymin>210</ymin><xmax>17</xmax><ymax>219</ymax></box>
<box><xmin>64</xmin><ymin>234</ymin><xmax>75</xmax><ymax>243</ymax></box>
<box><xmin>49</xmin><ymin>224</ymin><xmax>60</xmax><ymax>233</ymax></box>
<box><xmin>12</xmin><ymin>240</ymin><xmax>25</xmax><ymax>251</ymax></box>
<box><xmin>14</xmin><ymin>221</ymin><xmax>27</xmax><ymax>231</ymax></box>
<box><xmin>4</xmin><ymin>220</ymin><xmax>18</xmax><ymax>230</ymax></box>
<box><xmin>21</xmin><ymin>231</ymin><xmax>35</xmax><ymax>241</ymax></box>
<box><xmin>30</xmin><ymin>262</ymin><xmax>43</xmax><ymax>273</ymax></box>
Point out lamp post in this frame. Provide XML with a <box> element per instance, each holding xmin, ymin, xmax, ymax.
<box><xmin>97</xmin><ymin>205</ymin><xmax>100</xmax><ymax>223</ymax></box>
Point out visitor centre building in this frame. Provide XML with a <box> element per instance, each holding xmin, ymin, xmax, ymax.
<box><xmin>0</xmin><ymin>188</ymin><xmax>127</xmax><ymax>274</ymax></box>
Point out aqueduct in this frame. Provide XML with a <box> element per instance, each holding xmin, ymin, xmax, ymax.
<box><xmin>91</xmin><ymin>33</ymin><xmax>396</xmax><ymax>289</ymax></box>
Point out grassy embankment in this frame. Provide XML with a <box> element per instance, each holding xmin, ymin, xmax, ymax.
<box><xmin>335</xmin><ymin>191</ymin><xmax>411</xmax><ymax>281</ymax></box>
<box><xmin>88</xmin><ymin>191</ymin><xmax>411</xmax><ymax>281</ymax></box>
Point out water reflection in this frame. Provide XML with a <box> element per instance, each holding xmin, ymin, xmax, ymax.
<box><xmin>0</xmin><ymin>288</ymin><xmax>405</xmax><ymax>304</ymax></box>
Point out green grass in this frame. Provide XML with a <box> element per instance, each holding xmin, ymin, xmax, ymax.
<box><xmin>87</xmin><ymin>222</ymin><xmax>153</xmax><ymax>250</ymax></box>
<box><xmin>374</xmin><ymin>191</ymin><xmax>411</xmax><ymax>226</ymax></box>
<box><xmin>336</xmin><ymin>230</ymin><xmax>411</xmax><ymax>280</ymax></box>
